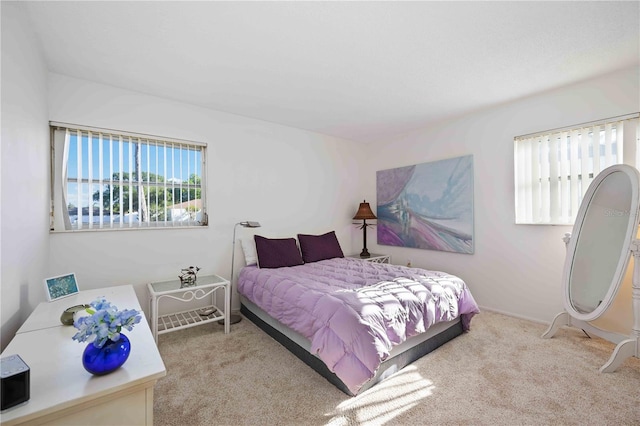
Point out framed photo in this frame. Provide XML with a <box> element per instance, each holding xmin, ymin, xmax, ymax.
<box><xmin>44</xmin><ymin>273</ymin><xmax>79</xmax><ymax>301</ymax></box>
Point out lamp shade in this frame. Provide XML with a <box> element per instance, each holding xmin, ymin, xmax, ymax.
<box><xmin>353</xmin><ymin>200</ymin><xmax>377</xmax><ymax>220</ymax></box>
<box><xmin>239</xmin><ymin>221</ymin><xmax>261</xmax><ymax>228</ymax></box>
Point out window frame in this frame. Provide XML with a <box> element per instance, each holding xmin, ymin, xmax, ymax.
<box><xmin>50</xmin><ymin>122</ymin><xmax>207</xmax><ymax>232</ymax></box>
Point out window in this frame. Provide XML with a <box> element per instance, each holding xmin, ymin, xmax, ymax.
<box><xmin>514</xmin><ymin>114</ymin><xmax>639</xmax><ymax>225</ymax></box>
<box><xmin>51</xmin><ymin>123</ymin><xmax>206</xmax><ymax>231</ymax></box>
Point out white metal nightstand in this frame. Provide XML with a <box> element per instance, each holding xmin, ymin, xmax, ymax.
<box><xmin>346</xmin><ymin>253</ymin><xmax>391</xmax><ymax>264</ymax></box>
<box><xmin>148</xmin><ymin>274</ymin><xmax>230</xmax><ymax>343</ymax></box>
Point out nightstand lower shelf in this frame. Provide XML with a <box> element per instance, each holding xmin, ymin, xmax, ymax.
<box><xmin>157</xmin><ymin>305</ymin><xmax>225</xmax><ymax>335</ymax></box>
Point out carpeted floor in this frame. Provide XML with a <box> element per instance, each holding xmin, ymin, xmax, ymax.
<box><xmin>153</xmin><ymin>310</ymin><xmax>640</xmax><ymax>426</ymax></box>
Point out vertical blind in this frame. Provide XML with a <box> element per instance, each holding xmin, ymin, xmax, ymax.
<box><xmin>51</xmin><ymin>123</ymin><xmax>206</xmax><ymax>231</ymax></box>
<box><xmin>514</xmin><ymin>114</ymin><xmax>639</xmax><ymax>225</ymax></box>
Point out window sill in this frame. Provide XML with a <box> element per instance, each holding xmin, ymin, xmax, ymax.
<box><xmin>49</xmin><ymin>224</ymin><xmax>208</xmax><ymax>234</ymax></box>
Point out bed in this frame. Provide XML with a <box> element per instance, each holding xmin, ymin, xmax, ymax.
<box><xmin>237</xmin><ymin>231</ymin><xmax>480</xmax><ymax>396</ymax></box>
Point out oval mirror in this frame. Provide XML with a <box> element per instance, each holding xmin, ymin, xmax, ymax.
<box><xmin>563</xmin><ymin>164</ymin><xmax>640</xmax><ymax>322</ymax></box>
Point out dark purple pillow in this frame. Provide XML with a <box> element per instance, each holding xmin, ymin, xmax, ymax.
<box><xmin>297</xmin><ymin>231</ymin><xmax>344</xmax><ymax>263</ymax></box>
<box><xmin>254</xmin><ymin>235</ymin><xmax>304</xmax><ymax>269</ymax></box>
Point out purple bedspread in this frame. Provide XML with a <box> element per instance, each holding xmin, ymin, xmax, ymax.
<box><xmin>238</xmin><ymin>258</ymin><xmax>479</xmax><ymax>395</ymax></box>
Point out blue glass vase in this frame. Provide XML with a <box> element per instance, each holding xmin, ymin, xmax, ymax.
<box><xmin>82</xmin><ymin>334</ymin><xmax>131</xmax><ymax>375</ymax></box>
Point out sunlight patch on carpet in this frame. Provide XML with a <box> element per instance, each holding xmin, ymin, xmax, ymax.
<box><xmin>325</xmin><ymin>366</ymin><xmax>435</xmax><ymax>425</ymax></box>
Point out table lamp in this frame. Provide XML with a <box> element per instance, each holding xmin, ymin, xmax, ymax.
<box><xmin>353</xmin><ymin>200</ymin><xmax>377</xmax><ymax>258</ymax></box>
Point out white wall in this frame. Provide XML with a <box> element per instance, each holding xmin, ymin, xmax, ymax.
<box><xmin>1</xmin><ymin>2</ymin><xmax>50</xmax><ymax>350</ymax></box>
<box><xmin>47</xmin><ymin>73</ymin><xmax>363</xmax><ymax>318</ymax></box>
<box><xmin>2</xmin><ymin>1</ymin><xmax>637</xmax><ymax>350</ymax></box>
<box><xmin>363</xmin><ymin>66</ymin><xmax>640</xmax><ymax>324</ymax></box>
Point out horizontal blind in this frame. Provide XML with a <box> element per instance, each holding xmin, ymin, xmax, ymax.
<box><xmin>514</xmin><ymin>114</ymin><xmax>639</xmax><ymax>225</ymax></box>
<box><xmin>51</xmin><ymin>123</ymin><xmax>206</xmax><ymax>232</ymax></box>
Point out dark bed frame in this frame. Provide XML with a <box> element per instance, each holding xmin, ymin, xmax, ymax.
<box><xmin>241</xmin><ymin>303</ymin><xmax>464</xmax><ymax>396</ymax></box>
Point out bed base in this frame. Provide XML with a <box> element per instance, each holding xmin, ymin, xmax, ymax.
<box><xmin>240</xmin><ymin>303</ymin><xmax>464</xmax><ymax>396</ymax></box>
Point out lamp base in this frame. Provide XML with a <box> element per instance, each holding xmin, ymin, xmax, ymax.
<box><xmin>360</xmin><ymin>248</ymin><xmax>371</xmax><ymax>258</ymax></box>
<box><xmin>218</xmin><ymin>312</ymin><xmax>242</xmax><ymax>325</ymax></box>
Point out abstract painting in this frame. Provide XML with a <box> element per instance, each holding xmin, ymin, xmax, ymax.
<box><xmin>376</xmin><ymin>155</ymin><xmax>474</xmax><ymax>254</ymax></box>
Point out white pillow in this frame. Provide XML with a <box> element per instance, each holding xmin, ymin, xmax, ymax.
<box><xmin>240</xmin><ymin>237</ymin><xmax>258</xmax><ymax>266</ymax></box>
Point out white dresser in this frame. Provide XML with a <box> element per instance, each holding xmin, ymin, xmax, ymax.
<box><xmin>0</xmin><ymin>285</ymin><xmax>166</xmax><ymax>425</ymax></box>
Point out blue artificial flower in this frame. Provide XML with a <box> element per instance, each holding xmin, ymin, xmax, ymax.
<box><xmin>72</xmin><ymin>297</ymin><xmax>141</xmax><ymax>348</ymax></box>
<box><xmin>91</xmin><ymin>297</ymin><xmax>113</xmax><ymax>311</ymax></box>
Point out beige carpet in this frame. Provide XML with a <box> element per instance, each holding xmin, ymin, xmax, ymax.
<box><xmin>154</xmin><ymin>310</ymin><xmax>640</xmax><ymax>425</ymax></box>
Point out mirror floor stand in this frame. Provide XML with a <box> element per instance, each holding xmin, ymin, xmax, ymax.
<box><xmin>542</xmin><ymin>239</ymin><xmax>640</xmax><ymax>373</ymax></box>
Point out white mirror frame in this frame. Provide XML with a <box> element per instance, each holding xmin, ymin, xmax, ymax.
<box><xmin>562</xmin><ymin>164</ymin><xmax>640</xmax><ymax>322</ymax></box>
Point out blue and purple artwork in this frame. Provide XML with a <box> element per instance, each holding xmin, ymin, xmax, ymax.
<box><xmin>376</xmin><ymin>155</ymin><xmax>474</xmax><ymax>254</ymax></box>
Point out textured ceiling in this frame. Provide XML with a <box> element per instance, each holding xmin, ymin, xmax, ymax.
<box><xmin>22</xmin><ymin>1</ymin><xmax>640</xmax><ymax>143</ymax></box>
